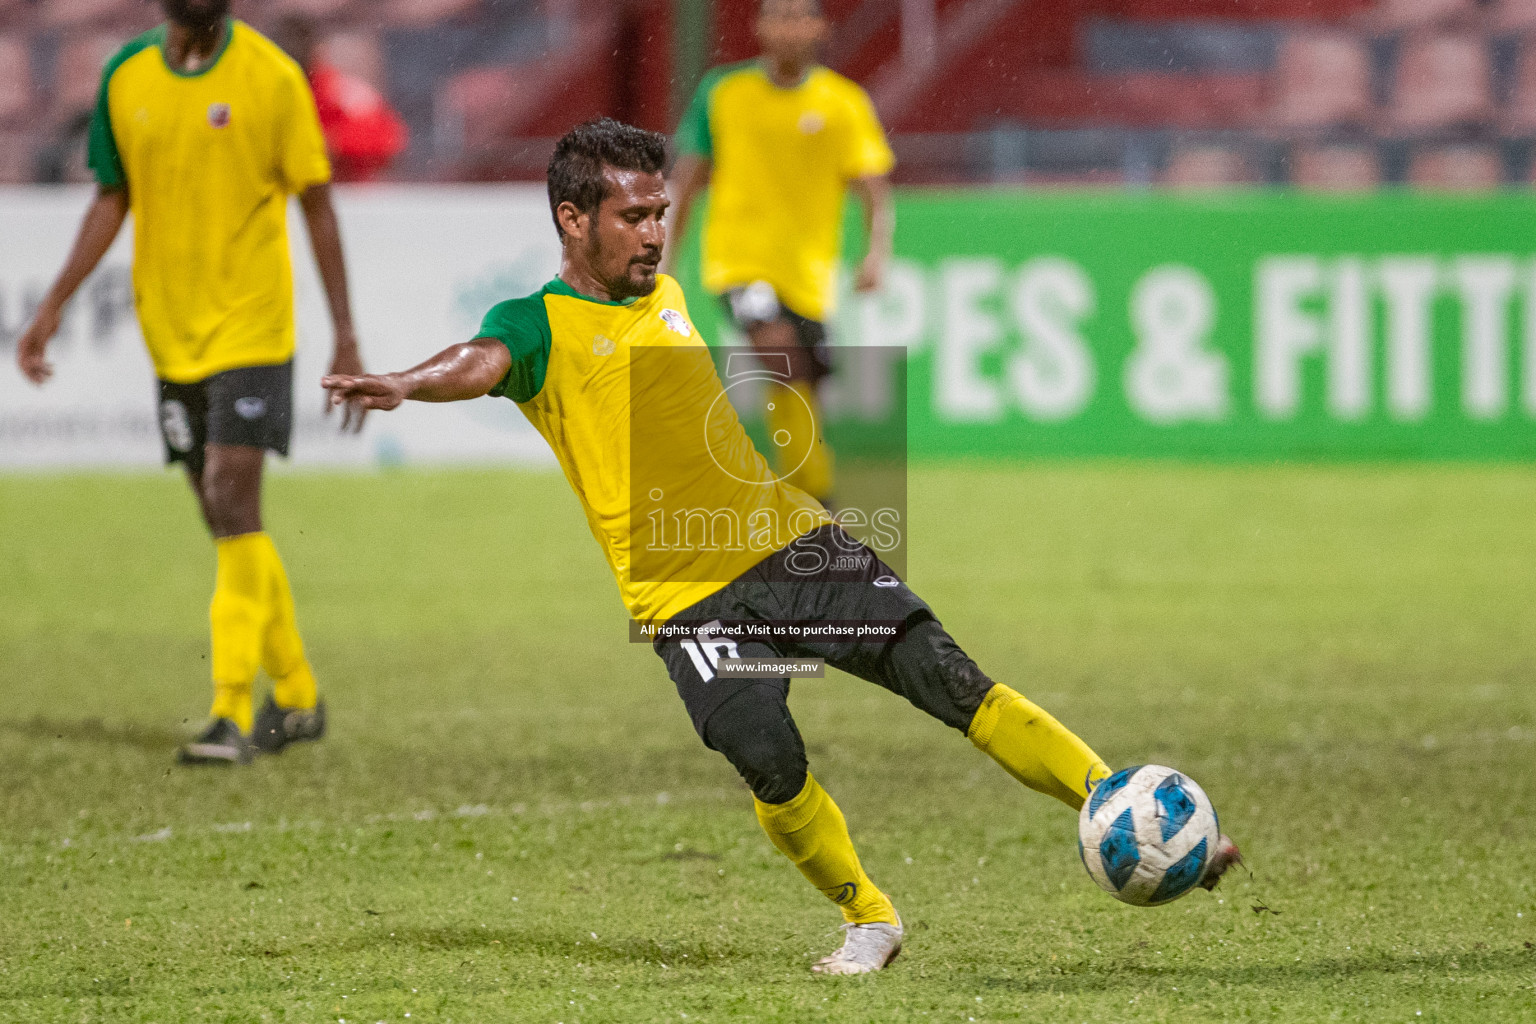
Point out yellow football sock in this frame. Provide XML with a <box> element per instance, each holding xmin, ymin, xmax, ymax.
<box><xmin>968</xmin><ymin>683</ymin><xmax>1111</xmax><ymax>811</ymax></box>
<box><xmin>258</xmin><ymin>535</ymin><xmax>318</xmax><ymax>711</ymax></box>
<box><xmin>766</xmin><ymin>380</ymin><xmax>835</xmax><ymax>501</ymax></box>
<box><xmin>209</xmin><ymin>533</ymin><xmax>269</xmax><ymax>734</ymax></box>
<box><xmin>754</xmin><ymin>775</ymin><xmax>898</xmax><ymax>926</ymax></box>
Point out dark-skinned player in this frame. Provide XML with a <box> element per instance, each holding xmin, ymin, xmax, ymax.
<box><xmin>16</xmin><ymin>0</ymin><xmax>368</xmax><ymax>764</ymax></box>
<box><xmin>321</xmin><ymin>119</ymin><xmax>1239</xmax><ymax>975</ymax></box>
<box><xmin>666</xmin><ymin>0</ymin><xmax>895</xmax><ymax>508</ymax></box>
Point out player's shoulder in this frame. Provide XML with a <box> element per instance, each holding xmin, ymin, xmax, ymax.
<box><xmin>478</xmin><ymin>286</ymin><xmax>556</xmax><ymax>344</ymax></box>
<box><xmin>101</xmin><ymin>23</ymin><xmax>167</xmax><ymax>83</ymax></box>
<box><xmin>807</xmin><ymin>66</ymin><xmax>877</xmax><ymax>106</ymax></box>
<box><xmin>228</xmin><ymin>21</ymin><xmax>309</xmax><ymax>84</ymax></box>
<box><xmin>697</xmin><ymin>60</ymin><xmax>762</xmax><ymax>99</ymax></box>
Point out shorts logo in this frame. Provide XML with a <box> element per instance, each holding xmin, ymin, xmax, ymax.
<box><xmin>659</xmin><ymin>309</ymin><xmax>692</xmax><ymax>337</ymax></box>
<box><xmin>159</xmin><ymin>400</ymin><xmax>194</xmax><ymax>453</ymax></box>
<box><xmin>730</xmin><ymin>280</ymin><xmax>780</xmax><ymax>325</ymax></box>
<box><xmin>873</xmin><ymin>576</ymin><xmax>901</xmax><ymax>588</ymax></box>
<box><xmin>207</xmin><ymin>103</ymin><xmax>231</xmax><ymax>128</ymax></box>
<box><xmin>821</xmin><ymin>882</ymin><xmax>858</xmax><ymax>905</ymax></box>
<box><xmin>592</xmin><ymin>334</ymin><xmax>615</xmax><ymax>356</ymax></box>
<box><xmin>234</xmin><ymin>397</ymin><xmax>267</xmax><ymax>420</ymax></box>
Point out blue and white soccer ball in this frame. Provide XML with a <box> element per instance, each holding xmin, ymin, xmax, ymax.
<box><xmin>1078</xmin><ymin>764</ymin><xmax>1221</xmax><ymax>907</ymax></box>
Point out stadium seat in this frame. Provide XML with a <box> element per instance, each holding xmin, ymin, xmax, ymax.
<box><xmin>267</xmin><ymin>0</ymin><xmax>359</xmax><ymax>19</ymax></box>
<box><xmin>387</xmin><ymin>0</ymin><xmax>483</xmax><ymax>28</ymax></box>
<box><xmin>1491</xmin><ymin>0</ymin><xmax>1536</xmax><ymax>31</ymax></box>
<box><xmin>320</xmin><ymin>30</ymin><xmax>385</xmax><ymax>88</ymax></box>
<box><xmin>55</xmin><ymin>34</ymin><xmax>122</xmax><ymax>114</ymax></box>
<box><xmin>1160</xmin><ymin>144</ymin><xmax>1253</xmax><ymax>187</ymax></box>
<box><xmin>36</xmin><ymin>0</ymin><xmax>139</xmax><ymax>28</ymax></box>
<box><xmin>1363</xmin><ymin>0</ymin><xmax>1482</xmax><ymax>30</ymax></box>
<box><xmin>0</xmin><ymin>34</ymin><xmax>31</xmax><ymax>125</ymax></box>
<box><xmin>1386</xmin><ymin>32</ymin><xmax>1495</xmax><ymax>132</ymax></box>
<box><xmin>1266</xmin><ymin>31</ymin><xmax>1375</xmax><ymax>129</ymax></box>
<box><xmin>1290</xmin><ymin>143</ymin><xmax>1382</xmax><ymax>189</ymax></box>
<box><xmin>1407</xmin><ymin>144</ymin><xmax>1504</xmax><ymax>187</ymax></box>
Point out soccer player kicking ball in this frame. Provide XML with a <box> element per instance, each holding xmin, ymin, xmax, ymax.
<box><xmin>666</xmin><ymin>0</ymin><xmax>894</xmax><ymax>508</ymax></box>
<box><xmin>322</xmin><ymin>120</ymin><xmax>1239</xmax><ymax>974</ymax></box>
<box><xmin>16</xmin><ymin>0</ymin><xmax>368</xmax><ymax>765</ymax></box>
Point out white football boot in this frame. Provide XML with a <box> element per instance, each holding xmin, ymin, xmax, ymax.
<box><xmin>811</xmin><ymin>917</ymin><xmax>904</xmax><ymax>975</ymax></box>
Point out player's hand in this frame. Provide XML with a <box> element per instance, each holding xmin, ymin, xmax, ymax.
<box><xmin>16</xmin><ymin>305</ymin><xmax>62</xmax><ymax>384</ymax></box>
<box><xmin>853</xmin><ymin>254</ymin><xmax>886</xmax><ymax>294</ymax></box>
<box><xmin>326</xmin><ymin>333</ymin><xmax>369</xmax><ymax>433</ymax></box>
<box><xmin>322</xmin><ymin>372</ymin><xmax>408</xmax><ymax>413</ymax></box>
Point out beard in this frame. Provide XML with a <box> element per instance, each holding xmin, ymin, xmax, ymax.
<box><xmin>164</xmin><ymin>0</ymin><xmax>229</xmax><ymax>31</ymax></box>
<box><xmin>590</xmin><ymin>235</ymin><xmax>660</xmax><ymax>300</ymax></box>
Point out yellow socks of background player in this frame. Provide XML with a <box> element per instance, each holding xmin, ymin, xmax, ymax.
<box><xmin>968</xmin><ymin>683</ymin><xmax>1111</xmax><ymax>811</ymax></box>
<box><xmin>754</xmin><ymin>775</ymin><xmax>899</xmax><ymax>926</ymax></box>
<box><xmin>260</xmin><ymin>538</ymin><xmax>317</xmax><ymax>711</ymax></box>
<box><xmin>209</xmin><ymin>534</ymin><xmax>268</xmax><ymax>733</ymax></box>
<box><xmin>209</xmin><ymin>532</ymin><xmax>317</xmax><ymax>733</ymax></box>
<box><xmin>766</xmin><ymin>380</ymin><xmax>835</xmax><ymax>502</ymax></box>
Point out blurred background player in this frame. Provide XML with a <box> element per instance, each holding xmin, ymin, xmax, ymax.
<box><xmin>14</xmin><ymin>0</ymin><xmax>369</xmax><ymax>765</ymax></box>
<box><xmin>667</xmin><ymin>0</ymin><xmax>895</xmax><ymax>509</ymax></box>
<box><xmin>273</xmin><ymin>14</ymin><xmax>409</xmax><ymax>184</ymax></box>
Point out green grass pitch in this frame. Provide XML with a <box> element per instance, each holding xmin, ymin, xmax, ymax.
<box><xmin>2</xmin><ymin>463</ymin><xmax>1534</xmax><ymax>1023</ymax></box>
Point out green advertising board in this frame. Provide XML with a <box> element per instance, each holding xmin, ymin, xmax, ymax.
<box><xmin>679</xmin><ymin>191</ymin><xmax>1536</xmax><ymax>460</ymax></box>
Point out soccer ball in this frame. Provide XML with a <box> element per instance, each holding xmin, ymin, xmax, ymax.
<box><xmin>1078</xmin><ymin>764</ymin><xmax>1221</xmax><ymax>907</ymax></box>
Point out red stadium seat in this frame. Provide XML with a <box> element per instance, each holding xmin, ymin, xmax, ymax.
<box><xmin>0</xmin><ymin>128</ymin><xmax>33</xmax><ymax>183</ymax></box>
<box><xmin>1291</xmin><ymin>144</ymin><xmax>1383</xmax><ymax>190</ymax></box>
<box><xmin>387</xmin><ymin>0</ymin><xmax>483</xmax><ymax>27</ymax></box>
<box><xmin>55</xmin><ymin>33</ymin><xmax>121</xmax><ymax>114</ymax></box>
<box><xmin>1266</xmin><ymin>31</ymin><xmax>1375</xmax><ymax>130</ymax></box>
<box><xmin>1408</xmin><ymin>144</ymin><xmax>1503</xmax><ymax>188</ymax></box>
<box><xmin>0</xmin><ymin>34</ymin><xmax>31</xmax><ymax>125</ymax></box>
<box><xmin>1363</xmin><ymin>0</ymin><xmax>1482</xmax><ymax>30</ymax></box>
<box><xmin>1491</xmin><ymin>0</ymin><xmax>1536</xmax><ymax>31</ymax></box>
<box><xmin>1160</xmin><ymin>144</ymin><xmax>1254</xmax><ymax>187</ymax></box>
<box><xmin>36</xmin><ymin>0</ymin><xmax>139</xmax><ymax>28</ymax></box>
<box><xmin>319</xmin><ymin>29</ymin><xmax>385</xmax><ymax>88</ymax></box>
<box><xmin>1386</xmin><ymin>32</ymin><xmax>1494</xmax><ymax>132</ymax></box>
<box><xmin>267</xmin><ymin>0</ymin><xmax>359</xmax><ymax>20</ymax></box>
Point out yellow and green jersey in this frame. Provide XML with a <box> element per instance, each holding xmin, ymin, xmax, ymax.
<box><xmin>88</xmin><ymin>19</ymin><xmax>330</xmax><ymax>384</ymax></box>
<box><xmin>675</xmin><ymin>62</ymin><xmax>894</xmax><ymax>322</ymax></box>
<box><xmin>476</xmin><ymin>274</ymin><xmax>829</xmax><ymax>623</ymax></box>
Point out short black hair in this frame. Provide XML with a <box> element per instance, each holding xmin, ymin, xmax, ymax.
<box><xmin>547</xmin><ymin>118</ymin><xmax>667</xmax><ymax>237</ymax></box>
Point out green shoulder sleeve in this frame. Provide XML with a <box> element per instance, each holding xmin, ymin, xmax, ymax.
<box><xmin>476</xmin><ymin>293</ymin><xmax>552</xmax><ymax>403</ymax></box>
<box><xmin>87</xmin><ymin>26</ymin><xmax>164</xmax><ymax>188</ymax></box>
<box><xmin>674</xmin><ymin>63</ymin><xmax>740</xmax><ymax>159</ymax></box>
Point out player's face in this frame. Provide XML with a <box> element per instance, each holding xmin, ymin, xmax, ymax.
<box><xmin>584</xmin><ymin>168</ymin><xmax>669</xmax><ymax>300</ymax></box>
<box><xmin>162</xmin><ymin>0</ymin><xmax>229</xmax><ymax>31</ymax></box>
<box><xmin>756</xmin><ymin>1</ymin><xmax>828</xmax><ymax>65</ymax></box>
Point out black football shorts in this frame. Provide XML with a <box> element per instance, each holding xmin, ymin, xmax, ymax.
<box><xmin>720</xmin><ymin>281</ymin><xmax>831</xmax><ymax>382</ymax></box>
<box><xmin>157</xmin><ymin>361</ymin><xmax>293</xmax><ymax>475</ymax></box>
<box><xmin>654</xmin><ymin>524</ymin><xmax>994</xmax><ymax>743</ymax></box>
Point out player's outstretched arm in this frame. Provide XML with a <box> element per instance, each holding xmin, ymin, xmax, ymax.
<box><xmin>16</xmin><ymin>186</ymin><xmax>128</xmax><ymax>384</ymax></box>
<box><xmin>299</xmin><ymin>183</ymin><xmax>368</xmax><ymax>432</ymax></box>
<box><xmin>321</xmin><ymin>339</ymin><xmax>511</xmax><ymax>411</ymax></box>
<box><xmin>850</xmin><ymin>174</ymin><xmax>894</xmax><ymax>293</ymax></box>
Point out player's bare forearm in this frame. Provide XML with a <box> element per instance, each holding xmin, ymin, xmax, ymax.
<box><xmin>299</xmin><ymin>183</ymin><xmax>359</xmax><ymax>355</ymax></box>
<box><xmin>16</xmin><ymin>186</ymin><xmax>128</xmax><ymax>383</ymax></box>
<box><xmin>851</xmin><ymin>174</ymin><xmax>894</xmax><ymax>293</ymax></box>
<box><xmin>662</xmin><ymin>155</ymin><xmax>710</xmax><ymax>275</ymax></box>
<box><xmin>321</xmin><ymin>340</ymin><xmax>511</xmax><ymax>411</ymax></box>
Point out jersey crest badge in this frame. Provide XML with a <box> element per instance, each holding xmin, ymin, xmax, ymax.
<box><xmin>798</xmin><ymin>111</ymin><xmax>826</xmax><ymax>134</ymax></box>
<box><xmin>592</xmin><ymin>334</ymin><xmax>615</xmax><ymax>356</ymax></box>
<box><xmin>207</xmin><ymin>103</ymin><xmax>231</xmax><ymax>128</ymax></box>
<box><xmin>660</xmin><ymin>309</ymin><xmax>692</xmax><ymax>337</ymax></box>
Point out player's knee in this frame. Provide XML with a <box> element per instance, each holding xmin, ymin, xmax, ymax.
<box><xmin>890</xmin><ymin>617</ymin><xmax>996</xmax><ymax>731</ymax></box>
<box><xmin>704</xmin><ymin>686</ymin><xmax>808</xmax><ymax>805</ymax></box>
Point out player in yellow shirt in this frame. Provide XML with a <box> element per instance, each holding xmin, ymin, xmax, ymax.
<box><xmin>322</xmin><ymin>119</ymin><xmax>1240</xmax><ymax>974</ymax></box>
<box><xmin>667</xmin><ymin>0</ymin><xmax>894</xmax><ymax>507</ymax></box>
<box><xmin>16</xmin><ymin>0</ymin><xmax>368</xmax><ymax>765</ymax></box>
